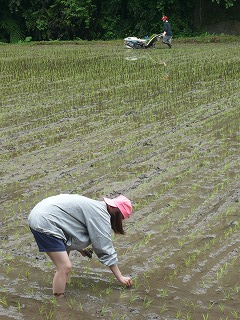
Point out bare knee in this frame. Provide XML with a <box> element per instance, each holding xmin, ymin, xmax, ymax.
<box><xmin>60</xmin><ymin>262</ymin><xmax>72</xmax><ymax>276</ymax></box>
<box><xmin>46</xmin><ymin>251</ymin><xmax>72</xmax><ymax>276</ymax></box>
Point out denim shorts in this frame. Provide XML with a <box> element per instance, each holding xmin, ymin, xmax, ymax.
<box><xmin>30</xmin><ymin>228</ymin><xmax>66</xmax><ymax>252</ymax></box>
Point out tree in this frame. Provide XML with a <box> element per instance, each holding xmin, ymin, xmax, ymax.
<box><xmin>212</xmin><ymin>0</ymin><xmax>236</xmax><ymax>8</ymax></box>
<box><xmin>0</xmin><ymin>0</ymin><xmax>239</xmax><ymax>42</ymax></box>
<box><xmin>22</xmin><ymin>0</ymin><xmax>96</xmax><ymax>40</ymax></box>
<box><xmin>0</xmin><ymin>0</ymin><xmax>25</xmax><ymax>42</ymax></box>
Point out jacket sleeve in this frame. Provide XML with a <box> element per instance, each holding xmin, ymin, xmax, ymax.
<box><xmin>85</xmin><ymin>215</ymin><xmax>118</xmax><ymax>266</ymax></box>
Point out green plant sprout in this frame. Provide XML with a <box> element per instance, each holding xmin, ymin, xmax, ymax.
<box><xmin>143</xmin><ymin>295</ymin><xmax>153</xmax><ymax>308</ymax></box>
<box><xmin>0</xmin><ymin>296</ymin><xmax>8</xmax><ymax>307</ymax></box>
<box><xmin>230</xmin><ymin>310</ymin><xmax>238</xmax><ymax>320</ymax></box>
<box><xmin>129</xmin><ymin>292</ymin><xmax>139</xmax><ymax>304</ymax></box>
<box><xmin>157</xmin><ymin>288</ymin><xmax>168</xmax><ymax>298</ymax></box>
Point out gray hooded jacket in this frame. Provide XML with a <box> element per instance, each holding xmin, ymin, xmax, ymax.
<box><xmin>28</xmin><ymin>194</ymin><xmax>118</xmax><ymax>266</ymax></box>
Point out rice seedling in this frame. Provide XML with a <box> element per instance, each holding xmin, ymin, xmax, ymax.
<box><xmin>157</xmin><ymin>288</ymin><xmax>168</xmax><ymax>298</ymax></box>
<box><xmin>67</xmin><ymin>296</ymin><xmax>83</xmax><ymax>310</ymax></box>
<box><xmin>159</xmin><ymin>302</ymin><xmax>168</xmax><ymax>314</ymax></box>
<box><xmin>184</xmin><ymin>312</ymin><xmax>193</xmax><ymax>320</ymax></box>
<box><xmin>99</xmin><ymin>304</ymin><xmax>109</xmax><ymax>315</ymax></box>
<box><xmin>0</xmin><ymin>296</ymin><xmax>8</xmax><ymax>307</ymax></box>
<box><xmin>230</xmin><ymin>311</ymin><xmax>239</xmax><ymax>320</ymax></box>
<box><xmin>219</xmin><ymin>304</ymin><xmax>225</xmax><ymax>313</ymax></box>
<box><xmin>25</xmin><ymin>268</ymin><xmax>30</xmax><ymax>279</ymax></box>
<box><xmin>143</xmin><ymin>295</ymin><xmax>153</xmax><ymax>308</ymax></box>
<box><xmin>45</xmin><ymin>308</ymin><xmax>55</xmax><ymax>320</ymax></box>
<box><xmin>38</xmin><ymin>304</ymin><xmax>46</xmax><ymax>316</ymax></box>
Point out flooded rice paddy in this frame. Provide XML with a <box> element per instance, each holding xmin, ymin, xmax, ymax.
<box><xmin>0</xmin><ymin>40</ymin><xmax>239</xmax><ymax>319</ymax></box>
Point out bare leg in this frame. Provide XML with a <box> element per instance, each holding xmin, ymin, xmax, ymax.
<box><xmin>46</xmin><ymin>251</ymin><xmax>72</xmax><ymax>296</ymax></box>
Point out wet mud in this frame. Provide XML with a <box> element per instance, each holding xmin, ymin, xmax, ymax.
<box><xmin>0</xmin><ymin>42</ymin><xmax>239</xmax><ymax>319</ymax></box>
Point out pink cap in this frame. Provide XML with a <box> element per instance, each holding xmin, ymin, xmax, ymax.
<box><xmin>103</xmin><ymin>195</ymin><xmax>133</xmax><ymax>219</ymax></box>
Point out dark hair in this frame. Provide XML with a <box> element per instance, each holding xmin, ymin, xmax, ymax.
<box><xmin>107</xmin><ymin>206</ymin><xmax>125</xmax><ymax>235</ymax></box>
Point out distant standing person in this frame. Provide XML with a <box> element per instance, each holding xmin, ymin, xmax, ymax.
<box><xmin>161</xmin><ymin>15</ymin><xmax>172</xmax><ymax>48</ymax></box>
<box><xmin>28</xmin><ymin>194</ymin><xmax>133</xmax><ymax>297</ymax></box>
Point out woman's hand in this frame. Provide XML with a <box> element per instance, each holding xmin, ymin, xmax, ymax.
<box><xmin>109</xmin><ymin>264</ymin><xmax>132</xmax><ymax>287</ymax></box>
<box><xmin>118</xmin><ymin>276</ymin><xmax>132</xmax><ymax>288</ymax></box>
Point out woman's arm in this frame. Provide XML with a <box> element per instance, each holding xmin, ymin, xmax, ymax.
<box><xmin>109</xmin><ymin>264</ymin><xmax>132</xmax><ymax>287</ymax></box>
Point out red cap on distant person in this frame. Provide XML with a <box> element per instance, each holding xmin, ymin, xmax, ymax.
<box><xmin>161</xmin><ymin>16</ymin><xmax>168</xmax><ymax>21</ymax></box>
<box><xmin>104</xmin><ymin>195</ymin><xmax>132</xmax><ymax>219</ymax></box>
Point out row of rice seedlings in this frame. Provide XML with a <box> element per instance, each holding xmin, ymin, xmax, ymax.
<box><xmin>1</xmin><ymin>43</ymin><xmax>238</xmax><ymax>129</ymax></box>
<box><xmin>126</xmin><ymin>150</ymin><xmax>237</xmax><ymax>236</ymax></box>
<box><xmin>118</xmin><ymin>175</ymin><xmax>239</xmax><ymax>315</ymax></box>
<box><xmin>0</xmin><ymin>58</ymin><xmax>238</xmax><ymax>215</ymax></box>
<box><xmin>0</xmin><ymin>142</ymin><xmax>236</xmax><ymax>260</ymax></box>
<box><xmin>129</xmin><ymin>175</ymin><xmax>238</xmax><ymax>262</ymax></box>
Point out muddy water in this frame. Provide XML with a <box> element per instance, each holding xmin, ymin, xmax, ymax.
<box><xmin>0</xmin><ymin>42</ymin><xmax>240</xmax><ymax>319</ymax></box>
